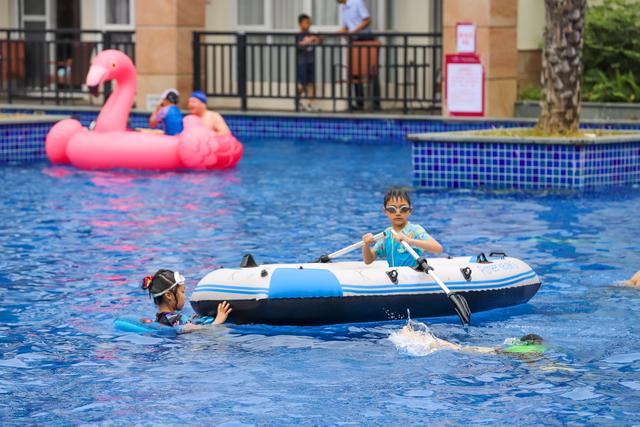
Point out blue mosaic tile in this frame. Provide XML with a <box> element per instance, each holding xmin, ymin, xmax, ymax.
<box><xmin>411</xmin><ymin>139</ymin><xmax>640</xmax><ymax>190</ymax></box>
<box><xmin>2</xmin><ymin>107</ymin><xmax>640</xmax><ymax>190</ymax></box>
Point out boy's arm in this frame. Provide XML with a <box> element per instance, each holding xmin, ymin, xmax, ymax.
<box><xmin>407</xmin><ymin>235</ymin><xmax>443</xmax><ymax>255</ymax></box>
<box><xmin>362</xmin><ymin>233</ymin><xmax>377</xmax><ymax>264</ymax></box>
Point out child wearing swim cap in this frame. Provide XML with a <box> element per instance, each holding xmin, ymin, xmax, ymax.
<box><xmin>399</xmin><ymin>322</ymin><xmax>546</xmax><ymax>355</ymax></box>
<box><xmin>188</xmin><ymin>91</ymin><xmax>232</xmax><ymax>136</ymax></box>
<box><xmin>362</xmin><ymin>187</ymin><xmax>443</xmax><ymax>267</ymax></box>
<box><xmin>142</xmin><ymin>269</ymin><xmax>231</xmax><ymax>333</ymax></box>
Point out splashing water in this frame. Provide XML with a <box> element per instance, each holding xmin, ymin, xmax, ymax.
<box><xmin>389</xmin><ymin>317</ymin><xmax>441</xmax><ymax>356</ymax></box>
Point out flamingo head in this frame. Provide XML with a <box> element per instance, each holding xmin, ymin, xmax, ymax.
<box><xmin>86</xmin><ymin>49</ymin><xmax>135</xmax><ymax>97</ymax></box>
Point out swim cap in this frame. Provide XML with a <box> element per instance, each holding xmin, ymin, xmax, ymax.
<box><xmin>190</xmin><ymin>90</ymin><xmax>207</xmax><ymax>104</ymax></box>
<box><xmin>502</xmin><ymin>334</ymin><xmax>546</xmax><ymax>354</ymax></box>
<box><xmin>161</xmin><ymin>88</ymin><xmax>180</xmax><ymax>104</ymax></box>
<box><xmin>502</xmin><ymin>343</ymin><xmax>547</xmax><ymax>354</ymax></box>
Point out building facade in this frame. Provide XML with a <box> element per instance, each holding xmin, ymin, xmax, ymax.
<box><xmin>0</xmin><ymin>0</ymin><xmax>547</xmax><ymax>117</ymax></box>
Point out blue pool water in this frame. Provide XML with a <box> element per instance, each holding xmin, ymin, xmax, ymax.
<box><xmin>1</xmin><ymin>137</ymin><xmax>640</xmax><ymax>425</ymax></box>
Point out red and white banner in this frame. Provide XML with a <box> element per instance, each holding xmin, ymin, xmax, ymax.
<box><xmin>445</xmin><ymin>54</ymin><xmax>485</xmax><ymax>117</ymax></box>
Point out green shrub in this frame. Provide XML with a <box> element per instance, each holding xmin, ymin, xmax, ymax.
<box><xmin>584</xmin><ymin>69</ymin><xmax>640</xmax><ymax>102</ymax></box>
<box><xmin>517</xmin><ymin>86</ymin><xmax>542</xmax><ymax>101</ymax></box>
<box><xmin>583</xmin><ymin>0</ymin><xmax>640</xmax><ymax>102</ymax></box>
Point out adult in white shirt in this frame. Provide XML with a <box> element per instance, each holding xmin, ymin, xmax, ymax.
<box><xmin>337</xmin><ymin>0</ymin><xmax>381</xmax><ymax>110</ymax></box>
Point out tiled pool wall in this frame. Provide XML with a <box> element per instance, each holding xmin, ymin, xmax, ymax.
<box><xmin>1</xmin><ymin>106</ymin><xmax>639</xmax><ymax>190</ymax></box>
<box><xmin>0</xmin><ymin>119</ymin><xmax>59</xmax><ymax>164</ymax></box>
<box><xmin>412</xmin><ymin>139</ymin><xmax>640</xmax><ymax>190</ymax></box>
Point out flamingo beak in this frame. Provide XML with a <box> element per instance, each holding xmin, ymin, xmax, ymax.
<box><xmin>86</xmin><ymin>65</ymin><xmax>108</xmax><ymax>97</ymax></box>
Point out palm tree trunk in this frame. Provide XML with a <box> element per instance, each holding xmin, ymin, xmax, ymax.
<box><xmin>538</xmin><ymin>0</ymin><xmax>587</xmax><ymax>134</ymax></box>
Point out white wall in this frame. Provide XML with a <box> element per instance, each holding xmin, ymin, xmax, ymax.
<box><xmin>0</xmin><ymin>0</ymin><xmax>13</xmax><ymax>27</ymax></box>
<box><xmin>81</xmin><ymin>0</ymin><xmax>97</xmax><ymax>29</ymax></box>
<box><xmin>389</xmin><ymin>0</ymin><xmax>434</xmax><ymax>32</ymax></box>
<box><xmin>517</xmin><ymin>0</ymin><xmax>544</xmax><ymax>50</ymax></box>
<box><xmin>206</xmin><ymin>0</ymin><xmax>235</xmax><ymax>31</ymax></box>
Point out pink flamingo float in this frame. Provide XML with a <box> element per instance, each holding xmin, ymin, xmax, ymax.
<box><xmin>45</xmin><ymin>49</ymin><xmax>242</xmax><ymax>170</ymax></box>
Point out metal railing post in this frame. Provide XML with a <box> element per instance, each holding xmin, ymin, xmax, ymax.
<box><xmin>7</xmin><ymin>30</ymin><xmax>12</xmax><ymax>103</ymax></box>
<box><xmin>192</xmin><ymin>32</ymin><xmax>201</xmax><ymax>91</ymax></box>
<box><xmin>347</xmin><ymin>35</ymin><xmax>353</xmax><ymax>112</ymax></box>
<box><xmin>237</xmin><ymin>32</ymin><xmax>247</xmax><ymax>111</ymax></box>
<box><xmin>102</xmin><ymin>31</ymin><xmax>112</xmax><ymax>103</ymax></box>
<box><xmin>403</xmin><ymin>35</ymin><xmax>408</xmax><ymax>114</ymax></box>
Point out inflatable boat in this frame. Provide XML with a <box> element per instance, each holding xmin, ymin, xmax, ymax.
<box><xmin>191</xmin><ymin>253</ymin><xmax>541</xmax><ymax>326</ymax></box>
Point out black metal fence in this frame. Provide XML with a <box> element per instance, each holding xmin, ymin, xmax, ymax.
<box><xmin>0</xmin><ymin>29</ymin><xmax>135</xmax><ymax>105</ymax></box>
<box><xmin>193</xmin><ymin>31</ymin><xmax>442</xmax><ymax>113</ymax></box>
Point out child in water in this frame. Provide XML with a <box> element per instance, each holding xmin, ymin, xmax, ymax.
<box><xmin>396</xmin><ymin>321</ymin><xmax>545</xmax><ymax>356</ymax></box>
<box><xmin>362</xmin><ymin>187</ymin><xmax>443</xmax><ymax>267</ymax></box>
<box><xmin>142</xmin><ymin>269</ymin><xmax>231</xmax><ymax>333</ymax></box>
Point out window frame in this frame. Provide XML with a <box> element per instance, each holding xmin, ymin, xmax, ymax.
<box><xmin>96</xmin><ymin>0</ymin><xmax>136</xmax><ymax>31</ymax></box>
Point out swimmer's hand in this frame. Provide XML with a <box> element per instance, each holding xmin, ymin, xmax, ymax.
<box><xmin>213</xmin><ymin>301</ymin><xmax>232</xmax><ymax>324</ymax></box>
<box><xmin>362</xmin><ymin>233</ymin><xmax>376</xmax><ymax>246</ymax></box>
<box><xmin>626</xmin><ymin>271</ymin><xmax>640</xmax><ymax>287</ymax></box>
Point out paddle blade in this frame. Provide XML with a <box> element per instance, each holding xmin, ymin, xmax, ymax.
<box><xmin>448</xmin><ymin>293</ymin><xmax>471</xmax><ymax>326</ymax></box>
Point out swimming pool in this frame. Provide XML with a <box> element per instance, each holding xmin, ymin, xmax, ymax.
<box><xmin>1</xmin><ymin>137</ymin><xmax>639</xmax><ymax>425</ymax></box>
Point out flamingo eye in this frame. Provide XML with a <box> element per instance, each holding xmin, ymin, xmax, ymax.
<box><xmin>111</xmin><ymin>62</ymin><xmax>117</xmax><ymax>68</ymax></box>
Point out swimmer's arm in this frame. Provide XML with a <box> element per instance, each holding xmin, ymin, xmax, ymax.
<box><xmin>434</xmin><ymin>337</ymin><xmax>463</xmax><ymax>351</ymax></box>
<box><xmin>177</xmin><ymin>302</ymin><xmax>233</xmax><ymax>334</ymax></box>
<box><xmin>461</xmin><ymin>345</ymin><xmax>497</xmax><ymax>354</ymax></box>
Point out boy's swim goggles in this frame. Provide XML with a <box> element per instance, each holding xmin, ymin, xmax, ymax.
<box><xmin>151</xmin><ymin>271</ymin><xmax>186</xmax><ymax>297</ymax></box>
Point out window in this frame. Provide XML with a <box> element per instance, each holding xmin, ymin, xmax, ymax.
<box><xmin>236</xmin><ymin>0</ymin><xmax>386</xmax><ymax>31</ymax></box>
<box><xmin>237</xmin><ymin>0</ymin><xmax>266</xmax><ymax>26</ymax></box>
<box><xmin>98</xmin><ymin>0</ymin><xmax>135</xmax><ymax>30</ymax></box>
<box><xmin>106</xmin><ymin>0</ymin><xmax>131</xmax><ymax>26</ymax></box>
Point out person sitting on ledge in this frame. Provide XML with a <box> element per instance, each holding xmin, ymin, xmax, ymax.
<box><xmin>188</xmin><ymin>91</ymin><xmax>231</xmax><ymax>136</ymax></box>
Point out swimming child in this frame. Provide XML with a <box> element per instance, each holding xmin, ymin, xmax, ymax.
<box><xmin>142</xmin><ymin>269</ymin><xmax>231</xmax><ymax>333</ymax></box>
<box><xmin>362</xmin><ymin>187</ymin><xmax>443</xmax><ymax>267</ymax></box>
<box><xmin>149</xmin><ymin>89</ymin><xmax>184</xmax><ymax>136</ymax></box>
<box><xmin>394</xmin><ymin>320</ymin><xmax>546</xmax><ymax>356</ymax></box>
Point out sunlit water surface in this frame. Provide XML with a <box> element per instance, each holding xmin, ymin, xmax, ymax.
<box><xmin>1</xmin><ymin>138</ymin><xmax>639</xmax><ymax>425</ymax></box>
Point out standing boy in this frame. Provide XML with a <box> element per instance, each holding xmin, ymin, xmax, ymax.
<box><xmin>296</xmin><ymin>14</ymin><xmax>320</xmax><ymax>112</ymax></box>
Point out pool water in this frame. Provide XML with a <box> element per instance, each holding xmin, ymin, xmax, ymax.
<box><xmin>1</xmin><ymin>137</ymin><xmax>639</xmax><ymax>425</ymax></box>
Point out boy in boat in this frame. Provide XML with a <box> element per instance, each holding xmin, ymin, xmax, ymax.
<box><xmin>148</xmin><ymin>89</ymin><xmax>184</xmax><ymax>136</ymax></box>
<box><xmin>142</xmin><ymin>269</ymin><xmax>231</xmax><ymax>333</ymax></box>
<box><xmin>362</xmin><ymin>187</ymin><xmax>442</xmax><ymax>267</ymax></box>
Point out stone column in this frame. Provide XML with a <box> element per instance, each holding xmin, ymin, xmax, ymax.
<box><xmin>443</xmin><ymin>0</ymin><xmax>518</xmax><ymax>117</ymax></box>
<box><xmin>135</xmin><ymin>0</ymin><xmax>205</xmax><ymax>110</ymax></box>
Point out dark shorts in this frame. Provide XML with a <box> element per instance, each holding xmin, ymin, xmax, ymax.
<box><xmin>297</xmin><ymin>61</ymin><xmax>315</xmax><ymax>86</ymax></box>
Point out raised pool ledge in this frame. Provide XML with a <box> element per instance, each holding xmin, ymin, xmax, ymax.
<box><xmin>408</xmin><ymin>129</ymin><xmax>640</xmax><ymax>190</ymax></box>
<box><xmin>0</xmin><ymin>115</ymin><xmax>68</xmax><ymax>164</ymax></box>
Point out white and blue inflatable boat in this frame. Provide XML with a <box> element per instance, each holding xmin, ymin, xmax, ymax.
<box><xmin>191</xmin><ymin>253</ymin><xmax>541</xmax><ymax>325</ymax></box>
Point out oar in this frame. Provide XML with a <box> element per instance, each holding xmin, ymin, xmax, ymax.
<box><xmin>389</xmin><ymin>229</ymin><xmax>471</xmax><ymax>326</ymax></box>
<box><xmin>315</xmin><ymin>232</ymin><xmax>385</xmax><ymax>263</ymax></box>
